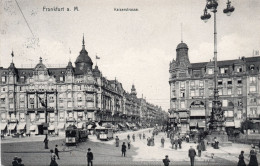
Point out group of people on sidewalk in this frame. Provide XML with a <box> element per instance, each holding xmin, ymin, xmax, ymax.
<box><xmin>237</xmin><ymin>144</ymin><xmax>258</xmax><ymax>166</ymax></box>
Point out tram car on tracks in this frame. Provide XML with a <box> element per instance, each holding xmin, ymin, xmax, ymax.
<box><xmin>95</xmin><ymin>126</ymin><xmax>113</xmax><ymax>140</ymax></box>
<box><xmin>65</xmin><ymin>125</ymin><xmax>88</xmax><ymax>145</ymax></box>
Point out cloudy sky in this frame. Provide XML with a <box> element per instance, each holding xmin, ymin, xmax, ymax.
<box><xmin>0</xmin><ymin>0</ymin><xmax>260</xmax><ymax>111</ymax></box>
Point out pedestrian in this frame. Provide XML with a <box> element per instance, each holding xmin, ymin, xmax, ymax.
<box><xmin>161</xmin><ymin>137</ymin><xmax>165</xmax><ymax>148</ymax></box>
<box><xmin>50</xmin><ymin>149</ymin><xmax>58</xmax><ymax>166</ymax></box>
<box><xmin>162</xmin><ymin>155</ymin><xmax>170</xmax><ymax>166</ymax></box>
<box><xmin>188</xmin><ymin>146</ymin><xmax>196</xmax><ymax>166</ymax></box>
<box><xmin>17</xmin><ymin>157</ymin><xmax>24</xmax><ymax>166</ymax></box>
<box><xmin>170</xmin><ymin>138</ymin><xmax>174</xmax><ymax>149</ymax></box>
<box><xmin>151</xmin><ymin>136</ymin><xmax>155</xmax><ymax>146</ymax></box>
<box><xmin>259</xmin><ymin>141</ymin><xmax>260</xmax><ymax>153</ymax></box>
<box><xmin>178</xmin><ymin>137</ymin><xmax>182</xmax><ymax>149</ymax></box>
<box><xmin>237</xmin><ymin>151</ymin><xmax>246</xmax><ymax>166</ymax></box>
<box><xmin>213</xmin><ymin>137</ymin><xmax>219</xmax><ymax>149</ymax></box>
<box><xmin>86</xmin><ymin>148</ymin><xmax>94</xmax><ymax>166</ymax></box>
<box><xmin>201</xmin><ymin>139</ymin><xmax>206</xmax><ymax>151</ymax></box>
<box><xmin>147</xmin><ymin>137</ymin><xmax>150</xmax><ymax>146</ymax></box>
<box><xmin>12</xmin><ymin>156</ymin><xmax>19</xmax><ymax>166</ymax></box>
<box><xmin>132</xmin><ymin>134</ymin><xmax>135</xmax><ymax>142</ymax></box>
<box><xmin>197</xmin><ymin>143</ymin><xmax>202</xmax><ymax>157</ymax></box>
<box><xmin>115</xmin><ymin>136</ymin><xmax>120</xmax><ymax>147</ymax></box>
<box><xmin>139</xmin><ymin>133</ymin><xmax>142</xmax><ymax>140</ymax></box>
<box><xmin>121</xmin><ymin>142</ymin><xmax>127</xmax><ymax>157</ymax></box>
<box><xmin>127</xmin><ymin>134</ymin><xmax>130</xmax><ymax>140</ymax></box>
<box><xmin>186</xmin><ymin>134</ymin><xmax>190</xmax><ymax>142</ymax></box>
<box><xmin>248</xmin><ymin>145</ymin><xmax>258</xmax><ymax>166</ymax></box>
<box><xmin>174</xmin><ymin>138</ymin><xmax>178</xmax><ymax>150</ymax></box>
<box><xmin>127</xmin><ymin>140</ymin><xmax>131</xmax><ymax>149</ymax></box>
<box><xmin>55</xmin><ymin>145</ymin><xmax>60</xmax><ymax>160</ymax></box>
<box><xmin>143</xmin><ymin>133</ymin><xmax>145</xmax><ymax>139</ymax></box>
<box><xmin>44</xmin><ymin>137</ymin><xmax>49</xmax><ymax>149</ymax></box>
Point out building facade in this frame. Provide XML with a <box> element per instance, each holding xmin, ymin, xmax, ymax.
<box><xmin>169</xmin><ymin>41</ymin><xmax>260</xmax><ymax>134</ymax></box>
<box><xmin>0</xmin><ymin>37</ymin><xmax>167</xmax><ymax>136</ymax></box>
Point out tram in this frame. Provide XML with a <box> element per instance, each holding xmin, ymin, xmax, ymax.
<box><xmin>65</xmin><ymin>125</ymin><xmax>88</xmax><ymax>145</ymax></box>
<box><xmin>95</xmin><ymin>126</ymin><xmax>113</xmax><ymax>140</ymax></box>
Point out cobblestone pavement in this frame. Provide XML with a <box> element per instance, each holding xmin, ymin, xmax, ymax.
<box><xmin>1</xmin><ymin>129</ymin><xmax>259</xmax><ymax>166</ymax></box>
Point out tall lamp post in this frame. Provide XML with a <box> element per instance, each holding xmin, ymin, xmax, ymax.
<box><xmin>39</xmin><ymin>91</ymin><xmax>49</xmax><ymax>149</ymax></box>
<box><xmin>201</xmin><ymin>0</ymin><xmax>235</xmax><ymax>133</ymax></box>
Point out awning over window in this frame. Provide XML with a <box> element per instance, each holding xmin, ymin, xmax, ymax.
<box><xmin>77</xmin><ymin>122</ymin><xmax>84</xmax><ymax>129</ymax></box>
<box><xmin>8</xmin><ymin>123</ymin><xmax>17</xmax><ymax>130</ymax></box>
<box><xmin>225</xmin><ymin>121</ymin><xmax>235</xmax><ymax>127</ymax></box>
<box><xmin>190</xmin><ymin>109</ymin><xmax>205</xmax><ymax>116</ymax></box>
<box><xmin>17</xmin><ymin>123</ymin><xmax>26</xmax><ymax>130</ymax></box>
<box><xmin>48</xmin><ymin>125</ymin><xmax>55</xmax><ymax>131</ymax></box>
<box><xmin>57</xmin><ymin>123</ymin><xmax>65</xmax><ymax>129</ymax></box>
<box><xmin>189</xmin><ymin>120</ymin><xmax>197</xmax><ymax>127</ymax></box>
<box><xmin>1</xmin><ymin>123</ymin><xmax>7</xmax><ymax>130</ymax></box>
<box><xmin>118</xmin><ymin>123</ymin><xmax>125</xmax><ymax>128</ymax></box>
<box><xmin>30</xmin><ymin>125</ymin><xmax>36</xmax><ymax>131</ymax></box>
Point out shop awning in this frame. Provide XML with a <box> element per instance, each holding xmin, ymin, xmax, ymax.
<box><xmin>30</xmin><ymin>125</ymin><xmax>36</xmax><ymax>131</ymax></box>
<box><xmin>17</xmin><ymin>123</ymin><xmax>26</xmax><ymax>130</ymax></box>
<box><xmin>1</xmin><ymin>123</ymin><xmax>7</xmax><ymax>130</ymax></box>
<box><xmin>48</xmin><ymin>125</ymin><xmax>55</xmax><ymax>130</ymax></box>
<box><xmin>225</xmin><ymin>121</ymin><xmax>235</xmax><ymax>127</ymax></box>
<box><xmin>126</xmin><ymin>122</ymin><xmax>131</xmax><ymax>127</ymax></box>
<box><xmin>189</xmin><ymin>120</ymin><xmax>197</xmax><ymax>127</ymax></box>
<box><xmin>118</xmin><ymin>123</ymin><xmax>125</xmax><ymax>128</ymax></box>
<box><xmin>190</xmin><ymin>109</ymin><xmax>205</xmax><ymax>116</ymax></box>
<box><xmin>77</xmin><ymin>122</ymin><xmax>84</xmax><ymax>129</ymax></box>
<box><xmin>57</xmin><ymin>123</ymin><xmax>65</xmax><ymax>129</ymax></box>
<box><xmin>8</xmin><ymin>123</ymin><xmax>17</xmax><ymax>130</ymax></box>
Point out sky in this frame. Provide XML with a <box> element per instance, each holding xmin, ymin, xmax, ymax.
<box><xmin>0</xmin><ymin>0</ymin><xmax>260</xmax><ymax>112</ymax></box>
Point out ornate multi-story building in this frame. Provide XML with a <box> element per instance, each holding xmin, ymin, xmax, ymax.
<box><xmin>0</xmin><ymin>36</ymin><xmax>167</xmax><ymax>136</ymax></box>
<box><xmin>169</xmin><ymin>41</ymin><xmax>260</xmax><ymax>134</ymax></box>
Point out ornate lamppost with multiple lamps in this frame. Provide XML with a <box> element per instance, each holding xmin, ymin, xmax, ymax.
<box><xmin>200</xmin><ymin>0</ymin><xmax>235</xmax><ymax>143</ymax></box>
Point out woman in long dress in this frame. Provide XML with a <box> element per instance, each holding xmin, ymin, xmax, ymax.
<box><xmin>237</xmin><ymin>151</ymin><xmax>246</xmax><ymax>166</ymax></box>
<box><xmin>248</xmin><ymin>145</ymin><xmax>258</xmax><ymax>166</ymax></box>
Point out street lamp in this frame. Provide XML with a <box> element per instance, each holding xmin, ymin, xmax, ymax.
<box><xmin>39</xmin><ymin>91</ymin><xmax>49</xmax><ymax>149</ymax></box>
<box><xmin>201</xmin><ymin>0</ymin><xmax>235</xmax><ymax>132</ymax></box>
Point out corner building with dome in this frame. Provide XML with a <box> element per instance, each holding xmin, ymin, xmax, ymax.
<box><xmin>0</xmin><ymin>36</ymin><xmax>167</xmax><ymax>136</ymax></box>
<box><xmin>169</xmin><ymin>41</ymin><xmax>260</xmax><ymax>134</ymax></box>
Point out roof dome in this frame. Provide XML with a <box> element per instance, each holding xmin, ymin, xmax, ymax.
<box><xmin>176</xmin><ymin>42</ymin><xmax>188</xmax><ymax>50</ymax></box>
<box><xmin>75</xmin><ymin>36</ymin><xmax>93</xmax><ymax>65</ymax></box>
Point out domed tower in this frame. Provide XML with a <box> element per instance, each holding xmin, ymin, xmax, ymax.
<box><xmin>176</xmin><ymin>41</ymin><xmax>190</xmax><ymax>68</ymax></box>
<box><xmin>131</xmin><ymin>84</ymin><xmax>137</xmax><ymax>97</ymax></box>
<box><xmin>75</xmin><ymin>35</ymin><xmax>93</xmax><ymax>75</ymax></box>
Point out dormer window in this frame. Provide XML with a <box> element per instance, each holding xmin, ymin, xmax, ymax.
<box><xmin>208</xmin><ymin>68</ymin><xmax>213</xmax><ymax>74</ymax></box>
<box><xmin>250</xmin><ymin>65</ymin><xmax>255</xmax><ymax>70</ymax></box>
<box><xmin>220</xmin><ymin>67</ymin><xmax>228</xmax><ymax>74</ymax></box>
<box><xmin>236</xmin><ymin>66</ymin><xmax>242</xmax><ymax>72</ymax></box>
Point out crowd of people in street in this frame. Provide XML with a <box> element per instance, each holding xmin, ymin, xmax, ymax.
<box><xmin>11</xmin><ymin>127</ymin><xmax>259</xmax><ymax>166</ymax></box>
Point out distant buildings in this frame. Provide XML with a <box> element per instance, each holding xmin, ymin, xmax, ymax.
<box><xmin>0</xmin><ymin>36</ymin><xmax>167</xmax><ymax>136</ymax></box>
<box><xmin>169</xmin><ymin>41</ymin><xmax>260</xmax><ymax>134</ymax></box>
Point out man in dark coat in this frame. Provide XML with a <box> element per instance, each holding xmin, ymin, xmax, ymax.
<box><xmin>197</xmin><ymin>143</ymin><xmax>202</xmax><ymax>157</ymax></box>
<box><xmin>55</xmin><ymin>145</ymin><xmax>60</xmax><ymax>159</ymax></box>
<box><xmin>121</xmin><ymin>142</ymin><xmax>127</xmax><ymax>157</ymax></box>
<box><xmin>132</xmin><ymin>134</ymin><xmax>135</xmax><ymax>142</ymax></box>
<box><xmin>188</xmin><ymin>146</ymin><xmax>196</xmax><ymax>166</ymax></box>
<box><xmin>87</xmin><ymin>148</ymin><xmax>93</xmax><ymax>166</ymax></box>
<box><xmin>178</xmin><ymin>138</ymin><xmax>182</xmax><ymax>149</ymax></box>
<box><xmin>162</xmin><ymin>155</ymin><xmax>170</xmax><ymax>166</ymax></box>
<box><xmin>127</xmin><ymin>134</ymin><xmax>130</xmax><ymax>140</ymax></box>
<box><xmin>161</xmin><ymin>137</ymin><xmax>165</xmax><ymax>148</ymax></box>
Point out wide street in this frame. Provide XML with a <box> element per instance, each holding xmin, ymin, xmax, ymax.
<box><xmin>1</xmin><ymin>128</ymin><xmax>259</xmax><ymax>166</ymax></box>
